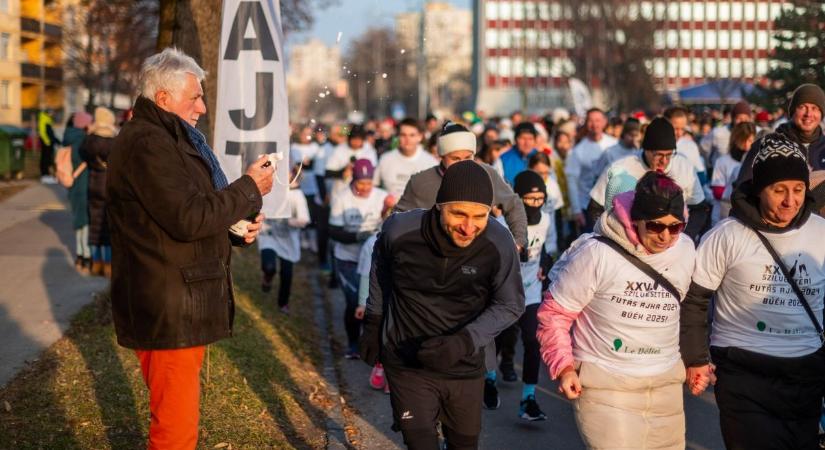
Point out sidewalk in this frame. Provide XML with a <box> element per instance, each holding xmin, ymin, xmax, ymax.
<box><xmin>0</xmin><ymin>181</ymin><xmax>107</xmax><ymax>387</ymax></box>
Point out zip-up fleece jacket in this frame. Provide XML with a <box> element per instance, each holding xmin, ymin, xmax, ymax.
<box><xmin>366</xmin><ymin>207</ymin><xmax>525</xmax><ymax>378</ymax></box>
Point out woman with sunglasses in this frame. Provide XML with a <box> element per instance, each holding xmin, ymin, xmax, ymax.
<box><xmin>681</xmin><ymin>133</ymin><xmax>825</xmax><ymax>450</ymax></box>
<box><xmin>537</xmin><ymin>171</ymin><xmax>702</xmax><ymax>450</ymax></box>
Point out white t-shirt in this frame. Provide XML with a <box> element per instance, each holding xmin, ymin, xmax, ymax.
<box><xmin>374</xmin><ymin>146</ymin><xmax>438</xmax><ymax>197</ymax></box>
<box><xmin>677</xmin><ymin>136</ymin><xmax>706</xmax><ymax>174</ymax></box>
<box><xmin>325</xmin><ymin>143</ymin><xmax>378</xmax><ymax>196</ymax></box>
<box><xmin>590</xmin><ymin>151</ymin><xmax>705</xmax><ymax>207</ymax></box>
<box><xmin>522</xmin><ymin>212</ymin><xmax>552</xmax><ymax>306</ymax></box>
<box><xmin>710</xmin><ymin>154</ymin><xmax>742</xmax><ymax>223</ymax></box>
<box><xmin>329</xmin><ymin>187</ymin><xmax>388</xmax><ymax>262</ymax></box>
<box><xmin>257</xmin><ymin>189</ymin><xmax>310</xmax><ymax>262</ymax></box>
<box><xmin>292</xmin><ymin>142</ymin><xmax>320</xmax><ymax>196</ymax></box>
<box><xmin>693</xmin><ymin>217</ymin><xmax>825</xmax><ymax>358</ymax></box>
<box><xmin>564</xmin><ymin>135</ymin><xmax>617</xmax><ymax>213</ymax></box>
<box><xmin>550</xmin><ymin>234</ymin><xmax>695</xmax><ymax>377</ymax></box>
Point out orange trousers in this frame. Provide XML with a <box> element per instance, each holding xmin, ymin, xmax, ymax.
<box><xmin>136</xmin><ymin>346</ymin><xmax>206</xmax><ymax>450</ymax></box>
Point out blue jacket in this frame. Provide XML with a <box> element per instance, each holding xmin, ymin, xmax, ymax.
<box><xmin>499</xmin><ymin>146</ymin><xmax>537</xmax><ymax>186</ymax></box>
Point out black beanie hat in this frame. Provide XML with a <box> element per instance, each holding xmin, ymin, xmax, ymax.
<box><xmin>788</xmin><ymin>84</ymin><xmax>825</xmax><ymax>116</ymax></box>
<box><xmin>751</xmin><ymin>133</ymin><xmax>809</xmax><ymax>195</ymax></box>
<box><xmin>436</xmin><ymin>160</ymin><xmax>493</xmax><ymax>207</ymax></box>
<box><xmin>513</xmin><ymin>170</ymin><xmax>546</xmax><ymax>198</ymax></box>
<box><xmin>642</xmin><ymin>117</ymin><xmax>676</xmax><ymax>151</ymax></box>
<box><xmin>514</xmin><ymin>121</ymin><xmax>538</xmax><ymax>138</ymax></box>
<box><xmin>630</xmin><ymin>172</ymin><xmax>685</xmax><ymax>223</ymax></box>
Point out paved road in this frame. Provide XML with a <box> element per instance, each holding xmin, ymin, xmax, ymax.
<box><xmin>326</xmin><ymin>286</ymin><xmax>725</xmax><ymax>449</ymax></box>
<box><xmin>0</xmin><ymin>182</ymin><xmax>107</xmax><ymax>387</ymax></box>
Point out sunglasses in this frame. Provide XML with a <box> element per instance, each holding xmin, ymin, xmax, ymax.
<box><xmin>643</xmin><ymin>221</ymin><xmax>685</xmax><ymax>235</ymax></box>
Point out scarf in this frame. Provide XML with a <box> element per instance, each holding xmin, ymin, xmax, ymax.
<box><xmin>181</xmin><ymin>120</ymin><xmax>229</xmax><ymax>191</ymax></box>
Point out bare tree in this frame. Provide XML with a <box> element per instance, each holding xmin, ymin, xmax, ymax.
<box><xmin>63</xmin><ymin>0</ymin><xmax>158</xmax><ymax>110</ymax></box>
<box><xmin>560</xmin><ymin>0</ymin><xmax>662</xmax><ymax>111</ymax></box>
<box><xmin>345</xmin><ymin>27</ymin><xmax>417</xmax><ymax>119</ymax></box>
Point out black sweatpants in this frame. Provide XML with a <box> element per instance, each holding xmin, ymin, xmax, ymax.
<box><xmin>519</xmin><ymin>304</ymin><xmax>540</xmax><ymax>385</ymax></box>
<box><xmin>260</xmin><ymin>249</ymin><xmax>294</xmax><ymax>307</ymax></box>
<box><xmin>494</xmin><ymin>324</ymin><xmax>519</xmax><ymax>371</ymax></box>
<box><xmin>384</xmin><ymin>366</ymin><xmax>483</xmax><ymax>450</ymax></box>
<box><xmin>711</xmin><ymin>346</ymin><xmax>825</xmax><ymax>450</ymax></box>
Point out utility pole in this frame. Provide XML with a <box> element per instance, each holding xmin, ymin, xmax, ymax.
<box><xmin>417</xmin><ymin>0</ymin><xmax>428</xmax><ymax>119</ymax></box>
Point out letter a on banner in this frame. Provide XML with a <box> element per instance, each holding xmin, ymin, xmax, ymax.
<box><xmin>215</xmin><ymin>0</ymin><xmax>290</xmax><ymax>218</ymax></box>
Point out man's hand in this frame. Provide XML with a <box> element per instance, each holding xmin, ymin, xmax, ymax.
<box><xmin>686</xmin><ymin>364</ymin><xmax>716</xmax><ymax>396</ymax></box>
<box><xmin>243</xmin><ymin>213</ymin><xmax>264</xmax><ymax>244</ymax></box>
<box><xmin>245</xmin><ymin>155</ymin><xmax>275</xmax><ymax>196</ymax></box>
<box><xmin>557</xmin><ymin>365</ymin><xmax>582</xmax><ymax>400</ymax></box>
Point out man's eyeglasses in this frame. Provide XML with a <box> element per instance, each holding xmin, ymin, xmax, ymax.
<box><xmin>644</xmin><ymin>221</ymin><xmax>685</xmax><ymax>235</ymax></box>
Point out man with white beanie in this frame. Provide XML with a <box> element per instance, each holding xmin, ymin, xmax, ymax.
<box><xmin>395</xmin><ymin>122</ymin><xmax>527</xmax><ymax>249</ymax></box>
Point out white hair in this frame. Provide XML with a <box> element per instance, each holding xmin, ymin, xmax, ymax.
<box><xmin>138</xmin><ymin>47</ymin><xmax>206</xmax><ymax>100</ymax></box>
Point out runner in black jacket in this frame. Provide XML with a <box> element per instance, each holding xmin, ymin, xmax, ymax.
<box><xmin>360</xmin><ymin>160</ymin><xmax>525</xmax><ymax>450</ymax></box>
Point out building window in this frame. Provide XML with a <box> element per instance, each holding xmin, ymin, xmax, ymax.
<box><xmin>499</xmin><ymin>2</ymin><xmax>512</xmax><ymax>20</ymax></box>
<box><xmin>756</xmin><ymin>31</ymin><xmax>769</xmax><ymax>50</ymax></box>
<box><xmin>539</xmin><ymin>2</ymin><xmax>551</xmax><ymax>20</ymax></box>
<box><xmin>486</xmin><ymin>57</ymin><xmax>498</xmax><ymax>76</ymax></box>
<box><xmin>0</xmin><ymin>33</ymin><xmax>9</xmax><ymax>60</ymax></box>
<box><xmin>744</xmin><ymin>2</ymin><xmax>756</xmax><ymax>21</ymax></box>
<box><xmin>706</xmin><ymin>30</ymin><xmax>717</xmax><ymax>49</ymax></box>
<box><xmin>744</xmin><ymin>30</ymin><xmax>755</xmax><ymax>49</ymax></box>
<box><xmin>705</xmin><ymin>59</ymin><xmax>717</xmax><ymax>77</ymax></box>
<box><xmin>705</xmin><ymin>2</ymin><xmax>717</xmax><ymax>21</ymax></box>
<box><xmin>718</xmin><ymin>2</ymin><xmax>730</xmax><ymax>21</ymax></box>
<box><xmin>485</xmin><ymin>2</ymin><xmax>498</xmax><ymax>20</ymax></box>
<box><xmin>654</xmin><ymin>58</ymin><xmax>665</xmax><ymax>77</ymax></box>
<box><xmin>731</xmin><ymin>59</ymin><xmax>742</xmax><ymax>77</ymax></box>
<box><xmin>731</xmin><ymin>2</ymin><xmax>743</xmax><ymax>21</ymax></box>
<box><xmin>0</xmin><ymin>80</ymin><xmax>9</xmax><ymax>109</ymax></box>
<box><xmin>486</xmin><ymin>29</ymin><xmax>498</xmax><ymax>49</ymax></box>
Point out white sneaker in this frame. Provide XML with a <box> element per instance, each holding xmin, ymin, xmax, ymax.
<box><xmin>40</xmin><ymin>175</ymin><xmax>57</xmax><ymax>184</ymax></box>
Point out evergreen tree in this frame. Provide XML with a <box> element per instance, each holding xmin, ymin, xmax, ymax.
<box><xmin>755</xmin><ymin>0</ymin><xmax>825</xmax><ymax>110</ymax></box>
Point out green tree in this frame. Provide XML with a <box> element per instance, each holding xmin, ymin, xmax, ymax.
<box><xmin>755</xmin><ymin>0</ymin><xmax>825</xmax><ymax>109</ymax></box>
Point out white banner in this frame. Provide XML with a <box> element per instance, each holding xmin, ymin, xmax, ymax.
<box><xmin>568</xmin><ymin>78</ymin><xmax>593</xmax><ymax>119</ymax></box>
<box><xmin>215</xmin><ymin>0</ymin><xmax>289</xmax><ymax>218</ymax></box>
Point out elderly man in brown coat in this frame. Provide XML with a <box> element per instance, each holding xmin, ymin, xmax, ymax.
<box><xmin>107</xmin><ymin>48</ymin><xmax>275</xmax><ymax>449</ymax></box>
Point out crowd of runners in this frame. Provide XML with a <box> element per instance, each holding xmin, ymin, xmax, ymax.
<box><xmin>268</xmin><ymin>84</ymin><xmax>825</xmax><ymax>450</ymax></box>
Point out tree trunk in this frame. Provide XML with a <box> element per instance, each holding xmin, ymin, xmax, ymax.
<box><xmin>155</xmin><ymin>0</ymin><xmax>221</xmax><ymax>144</ymax></box>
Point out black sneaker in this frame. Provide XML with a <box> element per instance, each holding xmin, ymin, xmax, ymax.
<box><xmin>519</xmin><ymin>395</ymin><xmax>547</xmax><ymax>421</ymax></box>
<box><xmin>500</xmin><ymin>364</ymin><xmax>518</xmax><ymax>382</ymax></box>
<box><xmin>483</xmin><ymin>379</ymin><xmax>500</xmax><ymax>410</ymax></box>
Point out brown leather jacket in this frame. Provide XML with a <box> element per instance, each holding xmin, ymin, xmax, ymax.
<box><xmin>107</xmin><ymin>96</ymin><xmax>261</xmax><ymax>349</ymax></box>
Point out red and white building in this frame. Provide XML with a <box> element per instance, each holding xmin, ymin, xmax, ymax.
<box><xmin>473</xmin><ymin>0</ymin><xmax>786</xmax><ymax>114</ymax></box>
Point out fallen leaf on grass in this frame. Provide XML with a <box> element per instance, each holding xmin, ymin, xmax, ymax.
<box><xmin>3</xmin><ymin>400</ymin><xmax>10</xmax><ymax>412</ymax></box>
<box><xmin>213</xmin><ymin>443</ymin><xmax>230</xmax><ymax>449</ymax></box>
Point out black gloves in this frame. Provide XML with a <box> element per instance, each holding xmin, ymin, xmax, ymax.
<box><xmin>416</xmin><ymin>329</ymin><xmax>475</xmax><ymax>372</ymax></box>
<box><xmin>359</xmin><ymin>314</ymin><xmax>382</xmax><ymax>366</ymax></box>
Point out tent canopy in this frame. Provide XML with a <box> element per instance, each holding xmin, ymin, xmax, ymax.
<box><xmin>678</xmin><ymin>80</ymin><xmax>755</xmax><ymax>105</ymax></box>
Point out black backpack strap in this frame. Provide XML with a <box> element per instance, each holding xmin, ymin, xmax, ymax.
<box><xmin>593</xmin><ymin>236</ymin><xmax>682</xmax><ymax>303</ymax></box>
<box><xmin>749</xmin><ymin>227</ymin><xmax>825</xmax><ymax>344</ymax></box>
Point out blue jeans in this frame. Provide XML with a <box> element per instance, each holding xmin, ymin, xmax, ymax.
<box><xmin>335</xmin><ymin>258</ymin><xmax>361</xmax><ymax>351</ymax></box>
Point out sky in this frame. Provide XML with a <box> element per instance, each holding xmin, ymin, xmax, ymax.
<box><xmin>287</xmin><ymin>0</ymin><xmax>472</xmax><ymax>51</ymax></box>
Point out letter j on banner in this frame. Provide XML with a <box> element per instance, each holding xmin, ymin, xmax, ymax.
<box><xmin>215</xmin><ymin>0</ymin><xmax>290</xmax><ymax>218</ymax></box>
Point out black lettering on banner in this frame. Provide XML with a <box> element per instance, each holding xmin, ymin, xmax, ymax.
<box><xmin>226</xmin><ymin>141</ymin><xmax>277</xmax><ymax>168</ymax></box>
<box><xmin>224</xmin><ymin>1</ymin><xmax>279</xmax><ymax>61</ymax></box>
<box><xmin>229</xmin><ymin>72</ymin><xmax>274</xmax><ymax>130</ymax></box>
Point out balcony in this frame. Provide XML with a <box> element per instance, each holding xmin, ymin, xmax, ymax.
<box><xmin>21</xmin><ymin>63</ymin><xmax>63</xmax><ymax>84</ymax></box>
<box><xmin>20</xmin><ymin>17</ymin><xmax>39</xmax><ymax>34</ymax></box>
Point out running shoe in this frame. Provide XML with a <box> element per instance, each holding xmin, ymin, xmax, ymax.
<box><xmin>483</xmin><ymin>379</ymin><xmax>500</xmax><ymax>410</ymax></box>
<box><xmin>369</xmin><ymin>363</ymin><xmax>386</xmax><ymax>390</ymax></box>
<box><xmin>500</xmin><ymin>363</ymin><xmax>518</xmax><ymax>382</ymax></box>
<box><xmin>519</xmin><ymin>395</ymin><xmax>547</xmax><ymax>421</ymax></box>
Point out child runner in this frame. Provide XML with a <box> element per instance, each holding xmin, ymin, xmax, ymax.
<box><xmin>258</xmin><ymin>164</ymin><xmax>310</xmax><ymax>313</ymax></box>
<box><xmin>512</xmin><ymin>170</ymin><xmax>554</xmax><ymax>421</ymax></box>
<box><xmin>329</xmin><ymin>159</ymin><xmax>388</xmax><ymax>358</ymax></box>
